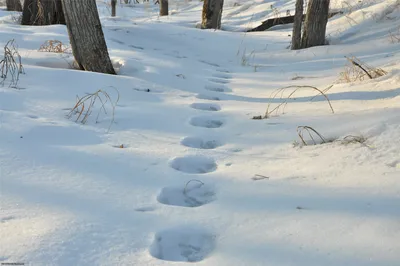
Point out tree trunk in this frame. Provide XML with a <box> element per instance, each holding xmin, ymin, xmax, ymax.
<box><xmin>61</xmin><ymin>0</ymin><xmax>116</xmax><ymax>75</ymax></box>
<box><xmin>6</xmin><ymin>0</ymin><xmax>23</xmax><ymax>11</ymax></box>
<box><xmin>201</xmin><ymin>0</ymin><xmax>224</xmax><ymax>29</ymax></box>
<box><xmin>21</xmin><ymin>0</ymin><xmax>65</xmax><ymax>25</ymax></box>
<box><xmin>160</xmin><ymin>0</ymin><xmax>168</xmax><ymax>16</ymax></box>
<box><xmin>291</xmin><ymin>0</ymin><xmax>303</xmax><ymax>50</ymax></box>
<box><xmin>111</xmin><ymin>0</ymin><xmax>116</xmax><ymax>17</ymax></box>
<box><xmin>301</xmin><ymin>0</ymin><xmax>330</xmax><ymax>49</ymax></box>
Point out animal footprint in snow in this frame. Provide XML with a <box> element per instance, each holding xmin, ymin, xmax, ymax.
<box><xmin>190</xmin><ymin>116</ymin><xmax>224</xmax><ymax>128</ymax></box>
<box><xmin>170</xmin><ymin>155</ymin><xmax>217</xmax><ymax>174</ymax></box>
<box><xmin>150</xmin><ymin>226</ymin><xmax>215</xmax><ymax>262</ymax></box>
<box><xmin>181</xmin><ymin>136</ymin><xmax>222</xmax><ymax>149</ymax></box>
<box><xmin>190</xmin><ymin>103</ymin><xmax>221</xmax><ymax>111</ymax></box>
<box><xmin>157</xmin><ymin>180</ymin><xmax>216</xmax><ymax>207</ymax></box>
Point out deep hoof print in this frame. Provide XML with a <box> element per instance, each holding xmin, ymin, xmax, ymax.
<box><xmin>196</xmin><ymin>94</ymin><xmax>221</xmax><ymax>101</ymax></box>
<box><xmin>190</xmin><ymin>103</ymin><xmax>221</xmax><ymax>112</ymax></box>
<box><xmin>181</xmin><ymin>137</ymin><xmax>222</xmax><ymax>149</ymax></box>
<box><xmin>157</xmin><ymin>181</ymin><xmax>216</xmax><ymax>207</ymax></box>
<box><xmin>208</xmin><ymin>78</ymin><xmax>230</xmax><ymax>84</ymax></box>
<box><xmin>190</xmin><ymin>116</ymin><xmax>224</xmax><ymax>128</ymax></box>
<box><xmin>170</xmin><ymin>155</ymin><xmax>217</xmax><ymax>174</ymax></box>
<box><xmin>150</xmin><ymin>226</ymin><xmax>215</xmax><ymax>262</ymax></box>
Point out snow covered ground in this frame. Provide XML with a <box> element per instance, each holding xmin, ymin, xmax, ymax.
<box><xmin>1</xmin><ymin>0</ymin><xmax>400</xmax><ymax>265</ymax></box>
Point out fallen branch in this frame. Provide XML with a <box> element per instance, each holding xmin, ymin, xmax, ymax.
<box><xmin>247</xmin><ymin>11</ymin><xmax>342</xmax><ymax>32</ymax></box>
<box><xmin>344</xmin><ymin>56</ymin><xmax>387</xmax><ymax>80</ymax></box>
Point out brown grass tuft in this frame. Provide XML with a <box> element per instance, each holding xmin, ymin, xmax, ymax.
<box><xmin>39</xmin><ymin>40</ymin><xmax>71</xmax><ymax>54</ymax></box>
<box><xmin>66</xmin><ymin>87</ymin><xmax>119</xmax><ymax>132</ymax></box>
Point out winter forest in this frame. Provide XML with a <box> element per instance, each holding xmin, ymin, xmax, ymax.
<box><xmin>1</xmin><ymin>0</ymin><xmax>399</xmax><ymax>265</ymax></box>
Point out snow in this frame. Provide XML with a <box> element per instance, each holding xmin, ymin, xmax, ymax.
<box><xmin>1</xmin><ymin>0</ymin><xmax>400</xmax><ymax>265</ymax></box>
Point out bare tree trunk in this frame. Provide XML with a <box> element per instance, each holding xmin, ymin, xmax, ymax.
<box><xmin>111</xmin><ymin>0</ymin><xmax>116</xmax><ymax>17</ymax></box>
<box><xmin>21</xmin><ymin>0</ymin><xmax>65</xmax><ymax>25</ymax></box>
<box><xmin>6</xmin><ymin>0</ymin><xmax>22</xmax><ymax>11</ymax></box>
<box><xmin>201</xmin><ymin>0</ymin><xmax>224</xmax><ymax>29</ymax></box>
<box><xmin>291</xmin><ymin>0</ymin><xmax>303</xmax><ymax>50</ymax></box>
<box><xmin>301</xmin><ymin>0</ymin><xmax>330</xmax><ymax>49</ymax></box>
<box><xmin>61</xmin><ymin>0</ymin><xmax>116</xmax><ymax>74</ymax></box>
<box><xmin>160</xmin><ymin>0</ymin><xmax>168</xmax><ymax>16</ymax></box>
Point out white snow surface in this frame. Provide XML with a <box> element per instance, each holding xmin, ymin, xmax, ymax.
<box><xmin>1</xmin><ymin>0</ymin><xmax>400</xmax><ymax>265</ymax></box>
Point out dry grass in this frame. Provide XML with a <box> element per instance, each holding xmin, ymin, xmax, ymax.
<box><xmin>0</xmin><ymin>39</ymin><xmax>24</xmax><ymax>88</ymax></box>
<box><xmin>66</xmin><ymin>87</ymin><xmax>120</xmax><ymax>132</ymax></box>
<box><xmin>296</xmin><ymin>126</ymin><xmax>330</xmax><ymax>146</ymax></box>
<box><xmin>294</xmin><ymin>128</ymin><xmax>369</xmax><ymax>148</ymax></box>
<box><xmin>341</xmin><ymin>135</ymin><xmax>367</xmax><ymax>145</ymax></box>
<box><xmin>263</xmin><ymin>85</ymin><xmax>334</xmax><ymax>119</ymax></box>
<box><xmin>339</xmin><ymin>56</ymin><xmax>387</xmax><ymax>83</ymax></box>
<box><xmin>39</xmin><ymin>40</ymin><xmax>71</xmax><ymax>54</ymax></box>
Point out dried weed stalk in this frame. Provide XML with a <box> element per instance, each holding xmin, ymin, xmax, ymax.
<box><xmin>0</xmin><ymin>39</ymin><xmax>24</xmax><ymax>88</ymax></box>
<box><xmin>67</xmin><ymin>87</ymin><xmax>119</xmax><ymax>132</ymax></box>
<box><xmin>341</xmin><ymin>135</ymin><xmax>366</xmax><ymax>144</ymax></box>
<box><xmin>297</xmin><ymin>126</ymin><xmax>328</xmax><ymax>146</ymax></box>
<box><xmin>339</xmin><ymin>56</ymin><xmax>387</xmax><ymax>83</ymax></box>
<box><xmin>263</xmin><ymin>85</ymin><xmax>334</xmax><ymax>118</ymax></box>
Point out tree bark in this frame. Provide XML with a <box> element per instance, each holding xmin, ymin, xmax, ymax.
<box><xmin>291</xmin><ymin>0</ymin><xmax>303</xmax><ymax>50</ymax></box>
<box><xmin>61</xmin><ymin>0</ymin><xmax>116</xmax><ymax>74</ymax></box>
<box><xmin>201</xmin><ymin>0</ymin><xmax>224</xmax><ymax>29</ymax></box>
<box><xmin>111</xmin><ymin>0</ymin><xmax>116</xmax><ymax>17</ymax></box>
<box><xmin>301</xmin><ymin>0</ymin><xmax>330</xmax><ymax>49</ymax></box>
<box><xmin>160</xmin><ymin>0</ymin><xmax>168</xmax><ymax>16</ymax></box>
<box><xmin>21</xmin><ymin>0</ymin><xmax>65</xmax><ymax>25</ymax></box>
<box><xmin>6</xmin><ymin>0</ymin><xmax>23</xmax><ymax>11</ymax></box>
